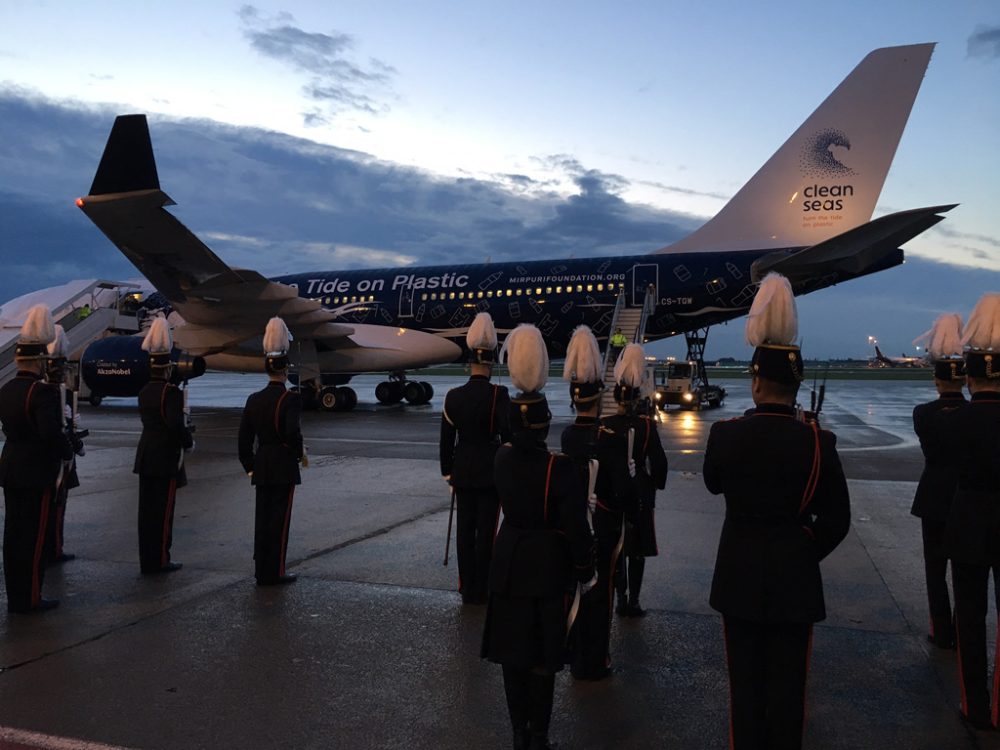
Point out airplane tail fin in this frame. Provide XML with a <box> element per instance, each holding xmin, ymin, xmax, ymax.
<box><xmin>655</xmin><ymin>44</ymin><xmax>935</xmax><ymax>254</ymax></box>
<box><xmin>89</xmin><ymin>114</ymin><xmax>160</xmax><ymax>195</ymax></box>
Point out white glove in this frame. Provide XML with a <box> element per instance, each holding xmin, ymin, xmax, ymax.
<box><xmin>581</xmin><ymin>574</ymin><xmax>599</xmax><ymax>596</ymax></box>
<box><xmin>185</xmin><ymin>440</ymin><xmax>195</xmax><ymax>454</ymax></box>
<box><xmin>627</xmin><ymin>458</ymin><xmax>636</xmax><ymax>478</ymax></box>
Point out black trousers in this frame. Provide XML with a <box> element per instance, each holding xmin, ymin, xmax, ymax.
<box><xmin>46</xmin><ymin>479</ymin><xmax>69</xmax><ymax>560</ymax></box>
<box><xmin>455</xmin><ymin>487</ymin><xmax>500</xmax><ymax>601</ymax></box>
<box><xmin>501</xmin><ymin>665</ymin><xmax>556</xmax><ymax>745</ymax></box>
<box><xmin>920</xmin><ymin>518</ymin><xmax>954</xmax><ymax>643</ymax></box>
<box><xmin>3</xmin><ymin>485</ymin><xmax>52</xmax><ymax>611</ymax></box>
<box><xmin>722</xmin><ymin>616</ymin><xmax>812</xmax><ymax>750</ymax></box>
<box><xmin>254</xmin><ymin>484</ymin><xmax>295</xmax><ymax>581</ymax></box>
<box><xmin>571</xmin><ymin>506</ymin><xmax>622</xmax><ymax>678</ymax></box>
<box><xmin>952</xmin><ymin>560</ymin><xmax>1000</xmax><ymax>726</ymax></box>
<box><xmin>138</xmin><ymin>476</ymin><xmax>177</xmax><ymax>573</ymax></box>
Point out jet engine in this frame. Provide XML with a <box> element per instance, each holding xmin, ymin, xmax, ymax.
<box><xmin>81</xmin><ymin>336</ymin><xmax>206</xmax><ymax>398</ymax></box>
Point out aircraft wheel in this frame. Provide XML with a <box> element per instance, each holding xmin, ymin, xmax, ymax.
<box><xmin>375</xmin><ymin>381</ymin><xmax>404</xmax><ymax>404</ymax></box>
<box><xmin>336</xmin><ymin>387</ymin><xmax>357</xmax><ymax>411</ymax></box>
<box><xmin>375</xmin><ymin>382</ymin><xmax>393</xmax><ymax>404</ymax></box>
<box><xmin>319</xmin><ymin>386</ymin><xmax>340</xmax><ymax>412</ymax></box>
<box><xmin>404</xmin><ymin>380</ymin><xmax>426</xmax><ymax>404</ymax></box>
<box><xmin>89</xmin><ymin>394</ymin><xmax>103</xmax><ymax>407</ymax></box>
<box><xmin>419</xmin><ymin>381</ymin><xmax>434</xmax><ymax>403</ymax></box>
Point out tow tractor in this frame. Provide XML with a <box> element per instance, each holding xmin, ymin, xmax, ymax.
<box><xmin>652</xmin><ymin>360</ymin><xmax>725</xmax><ymax>410</ymax></box>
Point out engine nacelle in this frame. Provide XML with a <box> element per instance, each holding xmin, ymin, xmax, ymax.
<box><xmin>81</xmin><ymin>336</ymin><xmax>206</xmax><ymax>397</ymax></box>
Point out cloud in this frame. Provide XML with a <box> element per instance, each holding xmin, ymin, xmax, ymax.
<box><xmin>968</xmin><ymin>26</ymin><xmax>1000</xmax><ymax>59</ymax></box>
<box><xmin>238</xmin><ymin>5</ymin><xmax>395</xmax><ymax>123</ymax></box>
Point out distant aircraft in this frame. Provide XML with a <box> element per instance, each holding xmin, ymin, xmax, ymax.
<box><xmin>72</xmin><ymin>43</ymin><xmax>952</xmax><ymax>410</ymax></box>
<box><xmin>872</xmin><ymin>344</ymin><xmax>929</xmax><ymax>368</ymax></box>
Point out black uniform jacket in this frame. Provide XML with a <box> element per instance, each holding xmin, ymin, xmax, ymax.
<box><xmin>133</xmin><ymin>380</ymin><xmax>194</xmax><ymax>485</ymax></box>
<box><xmin>703</xmin><ymin>403</ymin><xmax>850</xmax><ymax>623</ymax></box>
<box><xmin>238</xmin><ymin>382</ymin><xmax>304</xmax><ymax>486</ymax></box>
<box><xmin>440</xmin><ymin>375</ymin><xmax>512</xmax><ymax>489</ymax></box>
<box><xmin>0</xmin><ymin>371</ymin><xmax>73</xmax><ymax>490</ymax></box>
<box><xmin>941</xmin><ymin>391</ymin><xmax>1000</xmax><ymax>565</ymax></box>
<box><xmin>911</xmin><ymin>392</ymin><xmax>966</xmax><ymax>521</ymax></box>
<box><xmin>560</xmin><ymin>417</ymin><xmax>636</xmax><ymax>513</ymax></box>
<box><xmin>602</xmin><ymin>413</ymin><xmax>668</xmax><ymax>507</ymax></box>
<box><xmin>489</xmin><ymin>441</ymin><xmax>594</xmax><ymax>597</ymax></box>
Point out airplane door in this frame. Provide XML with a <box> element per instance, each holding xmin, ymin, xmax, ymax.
<box><xmin>631</xmin><ymin>263</ymin><xmax>659</xmax><ymax>306</ymax></box>
<box><xmin>398</xmin><ymin>287</ymin><xmax>415</xmax><ymax>318</ymax></box>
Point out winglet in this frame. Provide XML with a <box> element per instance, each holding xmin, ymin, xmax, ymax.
<box><xmin>88</xmin><ymin>114</ymin><xmax>160</xmax><ymax>195</ymax></box>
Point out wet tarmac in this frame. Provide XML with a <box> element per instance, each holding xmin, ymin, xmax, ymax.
<box><xmin>0</xmin><ymin>374</ymin><xmax>992</xmax><ymax>749</ymax></box>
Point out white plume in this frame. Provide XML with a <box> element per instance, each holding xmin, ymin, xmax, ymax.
<box><xmin>263</xmin><ymin>317</ymin><xmax>292</xmax><ymax>354</ymax></box>
<box><xmin>47</xmin><ymin>324</ymin><xmax>69</xmax><ymax>357</ymax></box>
<box><xmin>20</xmin><ymin>304</ymin><xmax>55</xmax><ymax>345</ymax></box>
<box><xmin>562</xmin><ymin>325</ymin><xmax>602</xmax><ymax>383</ymax></box>
<box><xmin>141</xmin><ymin>315</ymin><xmax>172</xmax><ymax>353</ymax></box>
<box><xmin>466</xmin><ymin>312</ymin><xmax>498</xmax><ymax>351</ymax></box>
<box><xmin>962</xmin><ymin>293</ymin><xmax>1000</xmax><ymax>350</ymax></box>
<box><xmin>500</xmin><ymin>324</ymin><xmax>549</xmax><ymax>393</ymax></box>
<box><xmin>614</xmin><ymin>343</ymin><xmax>647</xmax><ymax>388</ymax></box>
<box><xmin>745</xmin><ymin>273</ymin><xmax>798</xmax><ymax>347</ymax></box>
<box><xmin>913</xmin><ymin>314</ymin><xmax>963</xmax><ymax>359</ymax></box>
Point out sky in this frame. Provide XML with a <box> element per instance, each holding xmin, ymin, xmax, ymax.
<box><xmin>0</xmin><ymin>1</ymin><xmax>998</xmax><ymax>359</ymax></box>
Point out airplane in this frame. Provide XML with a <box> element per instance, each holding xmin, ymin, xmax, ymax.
<box><xmin>73</xmin><ymin>43</ymin><xmax>953</xmax><ymax>411</ymax></box>
<box><xmin>870</xmin><ymin>341</ymin><xmax>929</xmax><ymax>368</ymax></box>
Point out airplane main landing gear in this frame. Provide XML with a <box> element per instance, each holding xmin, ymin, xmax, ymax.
<box><xmin>375</xmin><ymin>373</ymin><xmax>433</xmax><ymax>405</ymax></box>
<box><xmin>318</xmin><ymin>385</ymin><xmax>358</xmax><ymax>412</ymax></box>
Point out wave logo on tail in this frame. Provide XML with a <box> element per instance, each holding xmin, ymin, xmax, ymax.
<box><xmin>799</xmin><ymin>128</ymin><xmax>857</xmax><ymax>178</ymax></box>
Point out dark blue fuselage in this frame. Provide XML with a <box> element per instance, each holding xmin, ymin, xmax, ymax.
<box><xmin>274</xmin><ymin>251</ymin><xmax>775</xmax><ymax>357</ymax></box>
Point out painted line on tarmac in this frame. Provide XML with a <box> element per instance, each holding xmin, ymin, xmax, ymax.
<box><xmin>88</xmin><ymin>429</ymin><xmax>437</xmax><ymax>446</ymax></box>
<box><xmin>0</xmin><ymin>727</ymin><xmax>134</xmax><ymax>750</ymax></box>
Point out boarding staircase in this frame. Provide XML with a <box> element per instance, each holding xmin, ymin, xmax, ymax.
<box><xmin>0</xmin><ymin>280</ymin><xmax>141</xmax><ymax>387</ymax></box>
<box><xmin>599</xmin><ymin>285</ymin><xmax>657</xmax><ymax>414</ymax></box>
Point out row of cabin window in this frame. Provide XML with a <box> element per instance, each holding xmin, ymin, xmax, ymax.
<box><xmin>419</xmin><ymin>281</ymin><xmax>624</xmax><ymax>302</ymax></box>
<box><xmin>311</xmin><ymin>281</ymin><xmax>626</xmax><ymax>307</ymax></box>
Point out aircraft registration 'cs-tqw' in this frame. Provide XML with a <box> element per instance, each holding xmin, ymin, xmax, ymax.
<box><xmin>73</xmin><ymin>43</ymin><xmax>953</xmax><ymax>411</ymax></box>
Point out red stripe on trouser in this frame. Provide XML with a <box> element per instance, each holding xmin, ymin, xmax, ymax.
<box><xmin>31</xmin><ymin>488</ymin><xmax>52</xmax><ymax>607</ymax></box>
<box><xmin>54</xmin><ymin>500</ymin><xmax>65</xmax><ymax>557</ymax></box>
<box><xmin>803</xmin><ymin>625</ymin><xmax>814</xmax><ymax>743</ymax></box>
<box><xmin>722</xmin><ymin>620</ymin><xmax>735</xmax><ymax>750</ymax></box>
<box><xmin>956</xmin><ymin>603</ymin><xmax>969</xmax><ymax>716</ymax></box>
<box><xmin>992</xmin><ymin>615</ymin><xmax>1000</xmax><ymax>726</ymax></box>
<box><xmin>279</xmin><ymin>486</ymin><xmax>294</xmax><ymax>576</ymax></box>
<box><xmin>161</xmin><ymin>479</ymin><xmax>176</xmax><ymax>567</ymax></box>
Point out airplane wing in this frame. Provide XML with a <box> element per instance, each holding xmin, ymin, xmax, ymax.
<box><xmin>77</xmin><ymin>115</ymin><xmax>353</xmax><ymax>355</ymax></box>
<box><xmin>750</xmin><ymin>204</ymin><xmax>957</xmax><ymax>284</ymax></box>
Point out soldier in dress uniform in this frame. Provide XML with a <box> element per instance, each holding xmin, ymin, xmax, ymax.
<box><xmin>1</xmin><ymin>305</ymin><xmax>72</xmax><ymax>613</ymax></box>
<box><xmin>604</xmin><ymin>343</ymin><xmax>668</xmax><ymax>618</ymax></box>
<box><xmin>238</xmin><ymin>317</ymin><xmax>304</xmax><ymax>586</ymax></box>
<box><xmin>911</xmin><ymin>313</ymin><xmax>966</xmax><ymax>649</ymax></box>
<box><xmin>940</xmin><ymin>293</ymin><xmax>1000</xmax><ymax>731</ymax></box>
<box><xmin>559</xmin><ymin>325</ymin><xmax>632</xmax><ymax>679</ymax></box>
<box><xmin>482</xmin><ymin>324</ymin><xmax>594</xmax><ymax>750</ymax></box>
<box><xmin>702</xmin><ymin>273</ymin><xmax>850</xmax><ymax>749</ymax></box>
<box><xmin>134</xmin><ymin>316</ymin><xmax>193</xmax><ymax>575</ymax></box>
<box><xmin>44</xmin><ymin>324</ymin><xmax>85</xmax><ymax>564</ymax></box>
<box><xmin>440</xmin><ymin>312</ymin><xmax>511</xmax><ymax>604</ymax></box>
